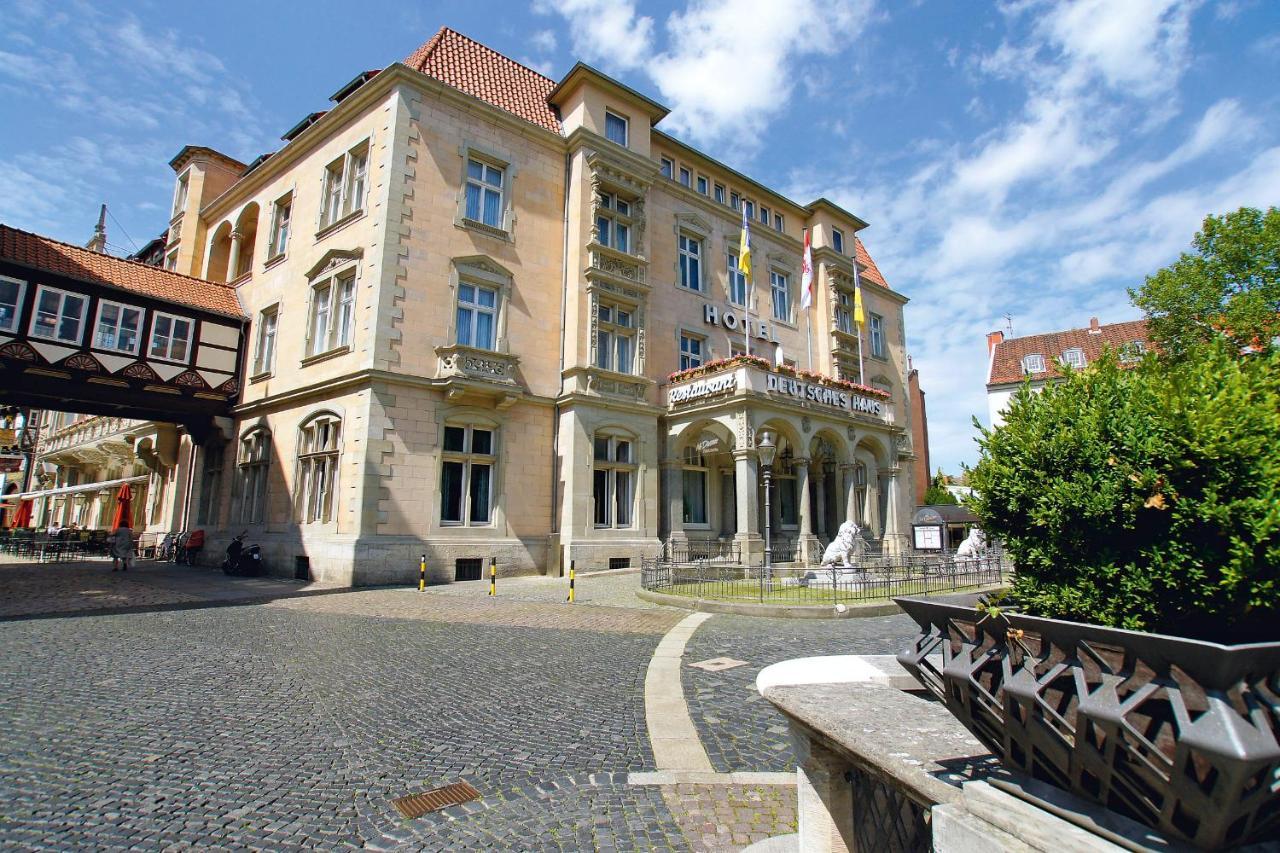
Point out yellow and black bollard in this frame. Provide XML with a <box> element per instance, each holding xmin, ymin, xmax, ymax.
<box><xmin>419</xmin><ymin>554</ymin><xmax>426</xmax><ymax>592</ymax></box>
<box><xmin>488</xmin><ymin>558</ymin><xmax>496</xmax><ymax>596</ymax></box>
<box><xmin>567</xmin><ymin>561</ymin><xmax>575</xmax><ymax>603</ymax></box>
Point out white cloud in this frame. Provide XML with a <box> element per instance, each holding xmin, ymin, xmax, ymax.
<box><xmin>535</xmin><ymin>0</ymin><xmax>656</xmax><ymax>69</ymax></box>
<box><xmin>529</xmin><ymin>29</ymin><xmax>559</xmax><ymax>54</ymax></box>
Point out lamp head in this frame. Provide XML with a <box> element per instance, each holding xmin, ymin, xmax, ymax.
<box><xmin>757</xmin><ymin>430</ymin><xmax>777</xmax><ymax>467</ymax></box>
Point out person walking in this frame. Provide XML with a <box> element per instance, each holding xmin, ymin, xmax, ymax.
<box><xmin>110</xmin><ymin>483</ymin><xmax>134</xmax><ymax>572</ymax></box>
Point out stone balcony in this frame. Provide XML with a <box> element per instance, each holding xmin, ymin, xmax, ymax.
<box><xmin>434</xmin><ymin>344</ymin><xmax>523</xmax><ymax>408</ymax></box>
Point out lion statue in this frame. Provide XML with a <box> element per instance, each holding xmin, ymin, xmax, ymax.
<box><xmin>955</xmin><ymin>527</ymin><xmax>987</xmax><ymax>560</ymax></box>
<box><xmin>820</xmin><ymin>521</ymin><xmax>866</xmax><ymax>567</ymax></box>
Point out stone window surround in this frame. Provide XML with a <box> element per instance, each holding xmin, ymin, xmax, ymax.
<box><xmin>445</xmin><ymin>256</ymin><xmax>514</xmax><ymax>355</ymax></box>
<box><xmin>302</xmin><ymin>249</ymin><xmax>362</xmax><ymax>364</ymax></box>
<box><xmin>767</xmin><ymin>251</ymin><xmax>800</xmax><ymax>329</ymax></box>
<box><xmin>251</xmin><ymin>303</ymin><xmax>280</xmax><ymax>379</ymax></box>
<box><xmin>588</xmin><ymin>282</ymin><xmax>647</xmax><ymax>379</ymax></box>
<box><xmin>433</xmin><ymin>407</ymin><xmax>505</xmax><ymax>534</ymax></box>
<box><xmin>295</xmin><ymin>410</ymin><xmax>343</xmax><ymax>526</ymax></box>
<box><xmin>455</xmin><ymin>139</ymin><xmax>518</xmax><ymax>241</ymax></box>
<box><xmin>592</xmin><ymin>426</ymin><xmax>638</xmax><ymax>530</ymax></box>
<box><xmin>318</xmin><ymin>137</ymin><xmax>371</xmax><ymax>233</ymax></box>
<box><xmin>265</xmin><ymin>187</ymin><xmax>295</xmax><ymax>265</ymax></box>
<box><xmin>588</xmin><ymin>154</ymin><xmax>650</xmax><ymax>260</ymax></box>
<box><xmin>235</xmin><ymin>423</ymin><xmax>272</xmax><ymax>527</ymax></box>
<box><xmin>676</xmin><ymin>325</ymin><xmax>707</xmax><ymax>371</ymax></box>
<box><xmin>674</xmin><ymin>212</ymin><xmax>712</xmax><ymax>294</ymax></box>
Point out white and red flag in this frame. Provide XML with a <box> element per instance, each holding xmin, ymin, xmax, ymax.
<box><xmin>799</xmin><ymin>228</ymin><xmax>814</xmax><ymax>310</ymax></box>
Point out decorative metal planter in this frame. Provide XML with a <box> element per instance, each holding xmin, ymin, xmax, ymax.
<box><xmin>894</xmin><ymin>596</ymin><xmax>1280</xmax><ymax>849</ymax></box>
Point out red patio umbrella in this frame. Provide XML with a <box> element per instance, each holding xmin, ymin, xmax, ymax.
<box><xmin>12</xmin><ymin>499</ymin><xmax>33</xmax><ymax>529</ymax></box>
<box><xmin>111</xmin><ymin>483</ymin><xmax>132</xmax><ymax>531</ymax></box>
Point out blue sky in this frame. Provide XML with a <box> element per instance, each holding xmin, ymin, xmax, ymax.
<box><xmin>1</xmin><ymin>0</ymin><xmax>1277</xmax><ymax>472</ymax></box>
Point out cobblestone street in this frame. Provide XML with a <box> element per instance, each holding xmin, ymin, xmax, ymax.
<box><xmin>0</xmin><ymin>565</ymin><xmax>920</xmax><ymax>850</ymax></box>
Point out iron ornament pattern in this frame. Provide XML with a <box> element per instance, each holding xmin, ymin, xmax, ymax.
<box><xmin>894</xmin><ymin>597</ymin><xmax>1280</xmax><ymax>849</ymax></box>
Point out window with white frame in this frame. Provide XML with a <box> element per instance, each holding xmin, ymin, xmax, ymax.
<box><xmin>596</xmin><ymin>192</ymin><xmax>632</xmax><ymax>254</ymax></box>
<box><xmin>297</xmin><ymin>414</ymin><xmax>341</xmax><ymax>524</ymax></box>
<box><xmin>149</xmin><ymin>311</ymin><xmax>194</xmax><ymax>362</ymax></box>
<box><xmin>237</xmin><ymin>428</ymin><xmax>270</xmax><ymax>525</ymax></box>
<box><xmin>267</xmin><ymin>193</ymin><xmax>292</xmax><ymax>259</ymax></box>
<box><xmin>320</xmin><ymin>143</ymin><xmax>369</xmax><ymax>228</ymax></box>
<box><xmin>1119</xmin><ymin>340</ymin><xmax>1146</xmax><ymax>362</ymax></box>
<box><xmin>307</xmin><ymin>271</ymin><xmax>356</xmax><ymax>357</ymax></box>
<box><xmin>440</xmin><ymin>424</ymin><xmax>495</xmax><ymax>525</ymax></box>
<box><xmin>774</xmin><ymin>213</ymin><xmax>784</xmax><ymax>232</ymax></box>
<box><xmin>30</xmin><ymin>286</ymin><xmax>87</xmax><ymax>344</ymax></box>
<box><xmin>0</xmin><ymin>275</ymin><xmax>26</xmax><ymax>333</ymax></box>
<box><xmin>681</xmin><ymin>445</ymin><xmax>708</xmax><ymax>525</ymax></box>
<box><xmin>660</xmin><ymin>157</ymin><xmax>674</xmax><ymax>179</ymax></box>
<box><xmin>730</xmin><ymin>191</ymin><xmax>740</xmax><ymax>210</ymax></box>
<box><xmin>679</xmin><ymin>166</ymin><xmax>691</xmax><ymax>187</ymax></box>
<box><xmin>464</xmin><ymin>158</ymin><xmax>505</xmax><ymax>228</ymax></box>
<box><xmin>727</xmin><ymin>252</ymin><xmax>747</xmax><ymax>306</ymax></box>
<box><xmin>605</xmin><ymin>110</ymin><xmax>629</xmax><ymax>146</ymax></box>
<box><xmin>832</xmin><ymin>228</ymin><xmax>845</xmax><ymax>254</ymax></box>
<box><xmin>679</xmin><ymin>332</ymin><xmax>704</xmax><ymax>370</ymax></box>
<box><xmin>835</xmin><ymin>290</ymin><xmax>854</xmax><ymax>333</ymax></box>
<box><xmin>595</xmin><ymin>302</ymin><xmax>635</xmax><ymax>374</ymax></box>
<box><xmin>714</xmin><ymin>183</ymin><xmax>726</xmax><ymax>205</ymax></box>
<box><xmin>1060</xmin><ymin>347</ymin><xmax>1086</xmax><ymax>368</ymax></box>
<box><xmin>165</xmin><ymin>250</ymin><xmax>178</xmax><ymax>271</ymax></box>
<box><xmin>593</xmin><ymin>433</ymin><xmax>635</xmax><ymax>528</ymax></box>
<box><xmin>744</xmin><ymin>200</ymin><xmax>755</xmax><ymax>221</ymax></box>
<box><xmin>1021</xmin><ymin>353</ymin><xmax>1045</xmax><ymax>374</ymax></box>
<box><xmin>759</xmin><ymin>205</ymin><xmax>770</xmax><ymax>225</ymax></box>
<box><xmin>94</xmin><ymin>300</ymin><xmax>143</xmax><ymax>354</ymax></box>
<box><xmin>869</xmin><ymin>312</ymin><xmax>886</xmax><ymax>358</ymax></box>
<box><xmin>771</xmin><ymin>270</ymin><xmax>791</xmax><ymax>323</ymax></box>
<box><xmin>172</xmin><ymin>170</ymin><xmax>189</xmax><ymax>217</ymax></box>
<box><xmin>678</xmin><ymin>233</ymin><xmax>703</xmax><ymax>291</ymax></box>
<box><xmin>696</xmin><ymin>175</ymin><xmax>708</xmax><ymax>195</ymax></box>
<box><xmin>253</xmin><ymin>305</ymin><xmax>278</xmax><ymax>375</ymax></box>
<box><xmin>456</xmin><ymin>282</ymin><xmax>498</xmax><ymax>351</ymax></box>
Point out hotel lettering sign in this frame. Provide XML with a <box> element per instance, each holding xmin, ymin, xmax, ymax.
<box><xmin>703</xmin><ymin>304</ymin><xmax>778</xmax><ymax>342</ymax></box>
<box><xmin>668</xmin><ymin>374</ymin><xmax>737</xmax><ymax>405</ymax></box>
<box><xmin>766</xmin><ymin>374</ymin><xmax>884</xmax><ymax>416</ymax></box>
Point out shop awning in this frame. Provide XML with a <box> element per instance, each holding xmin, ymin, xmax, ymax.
<box><xmin>2</xmin><ymin>474</ymin><xmax>150</xmax><ymax>504</ymax></box>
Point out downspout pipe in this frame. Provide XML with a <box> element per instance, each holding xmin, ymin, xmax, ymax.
<box><xmin>550</xmin><ymin>148</ymin><xmax>572</xmax><ymax>562</ymax></box>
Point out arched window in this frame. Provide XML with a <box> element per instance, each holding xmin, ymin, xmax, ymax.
<box><xmin>237</xmin><ymin>428</ymin><xmax>271</xmax><ymax>525</ymax></box>
<box><xmin>440</xmin><ymin>422</ymin><xmax>495</xmax><ymax>526</ymax></box>
<box><xmin>297</xmin><ymin>414</ymin><xmax>341</xmax><ymax>523</ymax></box>
<box><xmin>196</xmin><ymin>440</ymin><xmax>224</xmax><ymax>526</ymax></box>
<box><xmin>594</xmin><ymin>432</ymin><xmax>635</xmax><ymax>528</ymax></box>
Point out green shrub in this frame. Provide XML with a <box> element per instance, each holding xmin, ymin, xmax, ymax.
<box><xmin>968</xmin><ymin>342</ymin><xmax>1280</xmax><ymax>641</ymax></box>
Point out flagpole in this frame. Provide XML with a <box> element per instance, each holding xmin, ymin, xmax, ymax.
<box><xmin>857</xmin><ymin>325</ymin><xmax>865</xmax><ymax>385</ymax></box>
<box><xmin>805</xmin><ymin>311</ymin><xmax>814</xmax><ymax>371</ymax></box>
<box><xmin>745</xmin><ymin>270</ymin><xmax>752</xmax><ymax>358</ymax></box>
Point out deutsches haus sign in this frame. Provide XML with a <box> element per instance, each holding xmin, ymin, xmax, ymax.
<box><xmin>765</xmin><ymin>374</ymin><xmax>885</xmax><ymax>416</ymax></box>
<box><xmin>666</xmin><ymin>365</ymin><xmax>885</xmax><ymax>418</ymax></box>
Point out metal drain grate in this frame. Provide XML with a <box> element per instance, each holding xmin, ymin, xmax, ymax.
<box><xmin>392</xmin><ymin>781</ymin><xmax>482</xmax><ymax>819</ymax></box>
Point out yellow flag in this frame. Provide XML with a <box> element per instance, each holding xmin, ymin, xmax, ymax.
<box><xmin>738</xmin><ymin>206</ymin><xmax>752</xmax><ymax>282</ymax></box>
<box><xmin>854</xmin><ymin>281</ymin><xmax>865</xmax><ymax>327</ymax></box>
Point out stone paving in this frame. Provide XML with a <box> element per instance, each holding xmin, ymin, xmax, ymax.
<box><xmin>681</xmin><ymin>613</ymin><xmax>921</xmax><ymax>773</ymax></box>
<box><xmin>0</xmin><ymin>563</ymin><xmax>921</xmax><ymax>850</ymax></box>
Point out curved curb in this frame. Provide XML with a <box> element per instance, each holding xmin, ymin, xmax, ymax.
<box><xmin>645</xmin><ymin>611</ymin><xmax>716</xmax><ymax>773</ymax></box>
<box><xmin>636</xmin><ymin>585</ymin><xmax>1009</xmax><ymax>619</ymax></box>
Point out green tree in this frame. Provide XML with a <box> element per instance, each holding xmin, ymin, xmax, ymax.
<box><xmin>968</xmin><ymin>343</ymin><xmax>1280</xmax><ymax>641</ymax></box>
<box><xmin>922</xmin><ymin>469</ymin><xmax>958</xmax><ymax>506</ymax></box>
<box><xmin>1130</xmin><ymin>206</ymin><xmax>1280</xmax><ymax>360</ymax></box>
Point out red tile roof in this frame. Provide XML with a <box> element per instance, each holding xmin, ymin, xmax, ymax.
<box><xmin>0</xmin><ymin>225</ymin><xmax>244</xmax><ymax>319</ymax></box>
<box><xmin>403</xmin><ymin>28</ymin><xmax>561</xmax><ymax>133</ymax></box>
<box><xmin>988</xmin><ymin>319</ymin><xmax>1149</xmax><ymax>386</ymax></box>
<box><xmin>854</xmin><ymin>237</ymin><xmax>888</xmax><ymax>289</ymax></box>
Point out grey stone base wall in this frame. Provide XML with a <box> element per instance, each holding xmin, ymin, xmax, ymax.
<box><xmin>562</xmin><ymin>538</ymin><xmax>662</xmax><ymax>573</ymax></box>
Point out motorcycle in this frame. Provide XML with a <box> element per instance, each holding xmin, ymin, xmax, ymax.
<box><xmin>222</xmin><ymin>531</ymin><xmax>263</xmax><ymax>576</ymax></box>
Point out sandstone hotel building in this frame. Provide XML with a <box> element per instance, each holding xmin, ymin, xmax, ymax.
<box><xmin>24</xmin><ymin>28</ymin><xmax>921</xmax><ymax>584</ymax></box>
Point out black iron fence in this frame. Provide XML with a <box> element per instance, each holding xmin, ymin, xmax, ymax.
<box><xmin>641</xmin><ymin>549</ymin><xmax>1009</xmax><ymax>605</ymax></box>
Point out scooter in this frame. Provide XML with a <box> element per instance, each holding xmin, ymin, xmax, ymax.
<box><xmin>222</xmin><ymin>531</ymin><xmax>263</xmax><ymax>576</ymax></box>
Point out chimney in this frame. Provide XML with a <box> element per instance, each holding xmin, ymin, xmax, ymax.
<box><xmin>986</xmin><ymin>330</ymin><xmax>1004</xmax><ymax>355</ymax></box>
<box><xmin>1088</xmin><ymin>317</ymin><xmax>1101</xmax><ymax>334</ymax></box>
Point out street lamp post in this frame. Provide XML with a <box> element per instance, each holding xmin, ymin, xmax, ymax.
<box><xmin>757</xmin><ymin>430</ymin><xmax>777</xmax><ymax>587</ymax></box>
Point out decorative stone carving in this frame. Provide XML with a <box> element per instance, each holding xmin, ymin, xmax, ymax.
<box><xmin>589</xmin><ymin>250</ymin><xmax>645</xmax><ymax>284</ymax></box>
<box><xmin>436</xmin><ymin>344</ymin><xmax>521</xmax><ymax>387</ymax></box>
<box><xmin>801</xmin><ymin>415</ymin><xmax>812</xmax><ymax>433</ymax></box>
<box><xmin>585</xmin><ymin>370</ymin><xmax>647</xmax><ymax>401</ymax></box>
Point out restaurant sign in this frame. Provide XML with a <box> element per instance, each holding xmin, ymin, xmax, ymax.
<box><xmin>668</xmin><ymin>373</ymin><xmax>737</xmax><ymax>405</ymax></box>
<box><xmin>765</xmin><ymin>374</ymin><xmax>884</xmax><ymax>416</ymax></box>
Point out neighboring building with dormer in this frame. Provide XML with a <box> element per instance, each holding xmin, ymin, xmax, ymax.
<box><xmin>46</xmin><ymin>26</ymin><xmax>919</xmax><ymax>583</ymax></box>
<box><xmin>985</xmin><ymin>316</ymin><xmax>1150</xmax><ymax>428</ymax></box>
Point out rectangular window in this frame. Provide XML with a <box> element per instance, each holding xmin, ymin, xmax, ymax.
<box><xmin>679</xmin><ymin>333</ymin><xmax>704</xmax><ymax>371</ymax></box>
<box><xmin>307</xmin><ymin>272</ymin><xmax>356</xmax><ymax>357</ymax></box>
<box><xmin>456</xmin><ymin>282</ymin><xmax>498</xmax><ymax>350</ymax></box>
<box><xmin>1120</xmin><ymin>341</ymin><xmax>1146</xmax><ymax>362</ymax></box>
<box><xmin>196</xmin><ymin>443</ymin><xmax>223</xmax><ymax>527</ymax></box>
<box><xmin>593</xmin><ymin>435</ymin><xmax>634</xmax><ymax>528</ymax></box>
<box><xmin>30</xmin><ymin>286</ymin><xmax>87</xmax><ymax>344</ymax></box>
<box><xmin>682</xmin><ymin>468</ymin><xmax>707</xmax><ymax>525</ymax></box>
<box><xmin>771</xmin><ymin>271</ymin><xmax>791</xmax><ymax>323</ymax></box>
<box><xmin>441</xmin><ymin>426</ymin><xmax>494</xmax><ymax>526</ymax></box>
<box><xmin>595</xmin><ymin>302</ymin><xmax>635</xmax><ymax>374</ymax></box>
<box><xmin>727</xmin><ymin>253</ymin><xmax>747</xmax><ymax>306</ymax></box>
<box><xmin>836</xmin><ymin>290</ymin><xmax>853</xmax><ymax>334</ymax></box>
<box><xmin>714</xmin><ymin>183</ymin><xmax>726</xmax><ymax>205</ymax></box>
<box><xmin>869</xmin><ymin>313</ymin><xmax>886</xmax><ymax>358</ymax></box>
<box><xmin>730</xmin><ymin>192</ymin><xmax>740</xmax><ymax>211</ymax></box>
<box><xmin>1061</xmin><ymin>347</ymin><xmax>1086</xmax><ymax>368</ymax></box>
<box><xmin>94</xmin><ymin>300</ymin><xmax>143</xmax><ymax>354</ymax></box>
<box><xmin>759</xmin><ymin>205</ymin><xmax>770</xmax><ymax>225</ymax></box>
<box><xmin>268</xmin><ymin>194</ymin><xmax>292</xmax><ymax>259</ymax></box>
<box><xmin>1022</xmin><ymin>353</ymin><xmax>1045</xmax><ymax>374</ymax></box>
<box><xmin>297</xmin><ymin>416</ymin><xmax>341</xmax><ymax>524</ymax></box>
<box><xmin>678</xmin><ymin>234</ymin><xmax>703</xmax><ymax>291</ymax></box>
<box><xmin>172</xmin><ymin>170</ymin><xmax>189</xmax><ymax>217</ymax></box>
<box><xmin>165</xmin><ymin>250</ymin><xmax>178</xmax><ymax>270</ymax></box>
<box><xmin>320</xmin><ymin>143</ymin><xmax>369</xmax><ymax>228</ymax></box>
<box><xmin>605</xmin><ymin>110</ymin><xmax>629</xmax><ymax>146</ymax></box>
<box><xmin>253</xmin><ymin>306</ymin><xmax>278</xmax><ymax>375</ymax></box>
<box><xmin>832</xmin><ymin>228</ymin><xmax>845</xmax><ymax>255</ymax></box>
<box><xmin>596</xmin><ymin>192</ymin><xmax>632</xmax><ymax>254</ymax></box>
<box><xmin>660</xmin><ymin>157</ymin><xmax>674</xmax><ymax>179</ymax></box>
<box><xmin>696</xmin><ymin>175</ymin><xmax>708</xmax><ymax>195</ymax></box>
<box><xmin>774</xmin><ymin>213</ymin><xmax>784</xmax><ymax>232</ymax></box>
<box><xmin>464</xmin><ymin>158</ymin><xmax>505</xmax><ymax>229</ymax></box>
<box><xmin>149</xmin><ymin>312</ymin><xmax>193</xmax><ymax>362</ymax></box>
<box><xmin>237</xmin><ymin>431</ymin><xmax>270</xmax><ymax>525</ymax></box>
<box><xmin>679</xmin><ymin>167</ymin><xmax>691</xmax><ymax>187</ymax></box>
<box><xmin>744</xmin><ymin>200</ymin><xmax>755</xmax><ymax>220</ymax></box>
<box><xmin>0</xmin><ymin>275</ymin><xmax>26</xmax><ymax>333</ymax></box>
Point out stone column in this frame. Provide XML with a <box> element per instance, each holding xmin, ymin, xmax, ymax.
<box><xmin>795</xmin><ymin>458</ymin><xmax>819</xmax><ymax>564</ymax></box>
<box><xmin>796</xmin><ymin>735</ymin><xmax>855</xmax><ymax>853</ymax></box>
<box><xmin>882</xmin><ymin>467</ymin><xmax>903</xmax><ymax>555</ymax></box>
<box><xmin>841</xmin><ymin>463</ymin><xmax>858</xmax><ymax>524</ymax></box>
<box><xmin>732</xmin><ymin>449</ymin><xmax>761</xmax><ymax>560</ymax></box>
<box><xmin>226</xmin><ymin>230</ymin><xmax>244</xmax><ymax>282</ymax></box>
<box><xmin>660</xmin><ymin>460</ymin><xmax>686</xmax><ymax>544</ymax></box>
<box><xmin>815</xmin><ymin>467</ymin><xmax>828</xmax><ymax>539</ymax></box>
<box><xmin>862</xmin><ymin>459</ymin><xmax>880</xmax><ymax>538</ymax></box>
